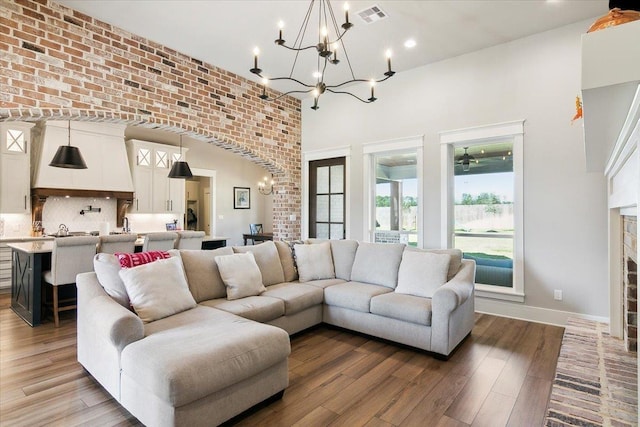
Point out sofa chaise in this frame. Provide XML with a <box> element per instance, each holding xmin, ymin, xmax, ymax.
<box><xmin>77</xmin><ymin>239</ymin><xmax>475</xmax><ymax>426</ymax></box>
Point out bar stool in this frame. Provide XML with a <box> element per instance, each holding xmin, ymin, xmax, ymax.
<box><xmin>42</xmin><ymin>236</ymin><xmax>99</xmax><ymax>327</ymax></box>
<box><xmin>97</xmin><ymin>234</ymin><xmax>137</xmax><ymax>254</ymax></box>
<box><xmin>175</xmin><ymin>231</ymin><xmax>205</xmax><ymax>250</ymax></box>
<box><xmin>142</xmin><ymin>232</ymin><xmax>178</xmax><ymax>252</ymax></box>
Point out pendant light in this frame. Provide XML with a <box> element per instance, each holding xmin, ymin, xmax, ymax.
<box><xmin>49</xmin><ymin>121</ymin><xmax>87</xmax><ymax>169</ymax></box>
<box><xmin>168</xmin><ymin>135</ymin><xmax>193</xmax><ymax>179</ymax></box>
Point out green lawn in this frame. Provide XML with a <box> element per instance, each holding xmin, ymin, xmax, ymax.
<box><xmin>454</xmin><ymin>235</ymin><xmax>513</xmax><ymax>259</ymax></box>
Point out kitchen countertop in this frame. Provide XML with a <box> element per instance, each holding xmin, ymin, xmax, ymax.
<box><xmin>6</xmin><ymin>240</ymin><xmax>54</xmax><ymax>254</ymax></box>
<box><xmin>0</xmin><ymin>236</ymin><xmax>54</xmax><ymax>243</ymax></box>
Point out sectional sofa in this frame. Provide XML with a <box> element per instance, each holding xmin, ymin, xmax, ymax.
<box><xmin>76</xmin><ymin>239</ymin><xmax>475</xmax><ymax>427</ymax></box>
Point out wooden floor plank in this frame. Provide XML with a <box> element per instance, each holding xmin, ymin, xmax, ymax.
<box><xmin>0</xmin><ymin>292</ymin><xmax>565</xmax><ymax>427</ymax></box>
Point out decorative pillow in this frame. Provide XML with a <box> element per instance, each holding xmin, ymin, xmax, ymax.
<box><xmin>119</xmin><ymin>256</ymin><xmax>197</xmax><ymax>323</ymax></box>
<box><xmin>179</xmin><ymin>247</ymin><xmax>233</xmax><ymax>302</ymax></box>
<box><xmin>215</xmin><ymin>252</ymin><xmax>266</xmax><ymax>300</ymax></box>
<box><xmin>274</xmin><ymin>240</ymin><xmax>298</xmax><ymax>282</ymax></box>
<box><xmin>294</xmin><ymin>242</ymin><xmax>335</xmax><ymax>282</ymax></box>
<box><xmin>233</xmin><ymin>241</ymin><xmax>285</xmax><ymax>286</ymax></box>
<box><xmin>407</xmin><ymin>247</ymin><xmax>463</xmax><ymax>281</ymax></box>
<box><xmin>395</xmin><ymin>251</ymin><xmax>451</xmax><ymax>298</ymax></box>
<box><xmin>350</xmin><ymin>242</ymin><xmax>405</xmax><ymax>288</ymax></box>
<box><xmin>93</xmin><ymin>253</ymin><xmax>129</xmax><ymax>308</ymax></box>
<box><xmin>115</xmin><ymin>250</ymin><xmax>171</xmax><ymax>269</ymax></box>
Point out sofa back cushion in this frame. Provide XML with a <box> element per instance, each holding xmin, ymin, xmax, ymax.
<box><xmin>406</xmin><ymin>247</ymin><xmax>463</xmax><ymax>281</ymax></box>
<box><xmin>119</xmin><ymin>256</ymin><xmax>197</xmax><ymax>323</ymax></box>
<box><xmin>294</xmin><ymin>242</ymin><xmax>336</xmax><ymax>282</ymax></box>
<box><xmin>233</xmin><ymin>241</ymin><xmax>285</xmax><ymax>286</ymax></box>
<box><xmin>350</xmin><ymin>242</ymin><xmax>405</xmax><ymax>288</ymax></box>
<box><xmin>308</xmin><ymin>239</ymin><xmax>359</xmax><ymax>281</ymax></box>
<box><xmin>179</xmin><ymin>247</ymin><xmax>233</xmax><ymax>302</ymax></box>
<box><xmin>274</xmin><ymin>241</ymin><xmax>298</xmax><ymax>282</ymax></box>
<box><xmin>215</xmin><ymin>252</ymin><xmax>266</xmax><ymax>300</ymax></box>
<box><xmin>395</xmin><ymin>251</ymin><xmax>451</xmax><ymax>298</ymax></box>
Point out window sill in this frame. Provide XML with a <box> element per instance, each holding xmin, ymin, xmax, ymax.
<box><xmin>475</xmin><ymin>283</ymin><xmax>524</xmax><ymax>302</ymax></box>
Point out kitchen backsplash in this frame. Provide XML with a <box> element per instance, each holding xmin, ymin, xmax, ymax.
<box><xmin>1</xmin><ymin>198</ymin><xmax>184</xmax><ymax>238</ymax></box>
<box><xmin>42</xmin><ymin>197</ymin><xmax>117</xmax><ymax>235</ymax></box>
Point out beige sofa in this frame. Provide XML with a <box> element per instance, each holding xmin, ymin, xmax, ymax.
<box><xmin>76</xmin><ymin>240</ymin><xmax>475</xmax><ymax>427</ymax></box>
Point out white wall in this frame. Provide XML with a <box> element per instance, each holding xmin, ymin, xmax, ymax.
<box><xmin>302</xmin><ymin>19</ymin><xmax>609</xmax><ymax>320</ymax></box>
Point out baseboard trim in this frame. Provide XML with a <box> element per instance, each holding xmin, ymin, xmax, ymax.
<box><xmin>475</xmin><ymin>297</ymin><xmax>610</xmax><ymax>327</ymax></box>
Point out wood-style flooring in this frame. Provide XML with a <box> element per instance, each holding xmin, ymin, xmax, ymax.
<box><xmin>0</xmin><ymin>292</ymin><xmax>564</xmax><ymax>426</ymax></box>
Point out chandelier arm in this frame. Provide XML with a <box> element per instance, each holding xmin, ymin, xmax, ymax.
<box><xmin>266</xmin><ymin>76</ymin><xmax>317</xmax><ymax>88</ymax></box>
<box><xmin>326</xmin><ymin>74</ymin><xmax>393</xmax><ymax>90</ymax></box>
<box><xmin>326</xmin><ymin>88</ymin><xmax>375</xmax><ymax>103</ymax></box>
<box><xmin>264</xmin><ymin>89</ymin><xmax>315</xmax><ymax>101</ymax></box>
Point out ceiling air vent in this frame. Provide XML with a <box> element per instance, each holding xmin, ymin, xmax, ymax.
<box><xmin>356</xmin><ymin>5</ymin><xmax>388</xmax><ymax>24</ymax></box>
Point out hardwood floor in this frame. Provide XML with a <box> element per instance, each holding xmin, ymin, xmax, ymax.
<box><xmin>0</xmin><ymin>292</ymin><xmax>564</xmax><ymax>426</ymax></box>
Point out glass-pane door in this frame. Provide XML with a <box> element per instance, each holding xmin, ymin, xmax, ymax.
<box><xmin>309</xmin><ymin>157</ymin><xmax>345</xmax><ymax>239</ymax></box>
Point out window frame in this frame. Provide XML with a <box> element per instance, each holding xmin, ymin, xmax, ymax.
<box><xmin>440</xmin><ymin>120</ymin><xmax>525</xmax><ymax>302</ymax></box>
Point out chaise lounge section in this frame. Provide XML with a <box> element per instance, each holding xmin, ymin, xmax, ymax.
<box><xmin>77</xmin><ymin>239</ymin><xmax>475</xmax><ymax>426</ymax></box>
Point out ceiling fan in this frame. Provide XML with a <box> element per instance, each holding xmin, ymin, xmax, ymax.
<box><xmin>455</xmin><ymin>147</ymin><xmax>476</xmax><ymax>172</ymax></box>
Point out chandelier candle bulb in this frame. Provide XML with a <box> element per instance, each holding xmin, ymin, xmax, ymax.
<box><xmin>386</xmin><ymin>50</ymin><xmax>392</xmax><ymax>73</ymax></box>
<box><xmin>344</xmin><ymin>3</ymin><xmax>350</xmax><ymax>23</ymax></box>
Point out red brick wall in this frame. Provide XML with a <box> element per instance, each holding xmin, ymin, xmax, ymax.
<box><xmin>0</xmin><ymin>0</ymin><xmax>302</xmax><ymax>240</ymax></box>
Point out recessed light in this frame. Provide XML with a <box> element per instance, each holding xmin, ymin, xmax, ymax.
<box><xmin>404</xmin><ymin>39</ymin><xmax>416</xmax><ymax>49</ymax></box>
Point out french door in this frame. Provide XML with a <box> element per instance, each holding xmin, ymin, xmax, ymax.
<box><xmin>309</xmin><ymin>157</ymin><xmax>346</xmax><ymax>239</ymax></box>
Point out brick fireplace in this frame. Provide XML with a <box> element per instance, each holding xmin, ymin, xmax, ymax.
<box><xmin>623</xmin><ymin>215</ymin><xmax>637</xmax><ymax>352</ymax></box>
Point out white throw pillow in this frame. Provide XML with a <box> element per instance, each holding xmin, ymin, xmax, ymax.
<box><xmin>215</xmin><ymin>252</ymin><xmax>266</xmax><ymax>300</ymax></box>
<box><xmin>94</xmin><ymin>253</ymin><xmax>129</xmax><ymax>308</ymax></box>
<box><xmin>294</xmin><ymin>242</ymin><xmax>335</xmax><ymax>282</ymax></box>
<box><xmin>119</xmin><ymin>256</ymin><xmax>197</xmax><ymax>323</ymax></box>
<box><xmin>395</xmin><ymin>251</ymin><xmax>451</xmax><ymax>298</ymax></box>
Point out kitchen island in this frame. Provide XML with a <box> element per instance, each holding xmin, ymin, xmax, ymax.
<box><xmin>7</xmin><ymin>240</ymin><xmax>53</xmax><ymax>327</ymax></box>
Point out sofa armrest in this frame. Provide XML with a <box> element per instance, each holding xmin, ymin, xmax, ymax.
<box><xmin>77</xmin><ymin>272</ymin><xmax>144</xmax><ymax>351</ymax></box>
<box><xmin>431</xmin><ymin>259</ymin><xmax>476</xmax><ymax>357</ymax></box>
<box><xmin>432</xmin><ymin>259</ymin><xmax>475</xmax><ymax>313</ymax></box>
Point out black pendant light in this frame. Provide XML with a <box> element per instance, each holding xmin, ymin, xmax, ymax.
<box><xmin>168</xmin><ymin>135</ymin><xmax>193</xmax><ymax>179</ymax></box>
<box><xmin>49</xmin><ymin>121</ymin><xmax>87</xmax><ymax>169</ymax></box>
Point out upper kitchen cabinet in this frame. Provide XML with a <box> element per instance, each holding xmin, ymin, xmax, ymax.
<box><xmin>127</xmin><ymin>140</ymin><xmax>186</xmax><ymax>215</ymax></box>
<box><xmin>0</xmin><ymin>122</ymin><xmax>35</xmax><ymax>214</ymax></box>
<box><xmin>31</xmin><ymin>121</ymin><xmax>134</xmax><ymax>192</ymax></box>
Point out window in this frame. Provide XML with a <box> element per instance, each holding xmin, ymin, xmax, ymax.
<box><xmin>309</xmin><ymin>157</ymin><xmax>345</xmax><ymax>239</ymax></box>
<box><xmin>374</xmin><ymin>152</ymin><xmax>418</xmax><ymax>246</ymax></box>
<box><xmin>441</xmin><ymin>121</ymin><xmax>524</xmax><ymax>301</ymax></box>
<box><xmin>364</xmin><ymin>136</ymin><xmax>423</xmax><ymax>246</ymax></box>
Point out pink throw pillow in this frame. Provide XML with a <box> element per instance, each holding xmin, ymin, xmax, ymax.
<box><xmin>115</xmin><ymin>251</ymin><xmax>171</xmax><ymax>269</ymax></box>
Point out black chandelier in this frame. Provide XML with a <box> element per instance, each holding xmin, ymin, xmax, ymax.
<box><xmin>250</xmin><ymin>0</ymin><xmax>395</xmax><ymax>110</ymax></box>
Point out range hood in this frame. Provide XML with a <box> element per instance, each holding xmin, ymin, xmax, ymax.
<box><xmin>30</xmin><ymin>120</ymin><xmax>135</xmax><ymax>228</ymax></box>
<box><xmin>31</xmin><ymin>120</ymin><xmax>134</xmax><ymax>193</ymax></box>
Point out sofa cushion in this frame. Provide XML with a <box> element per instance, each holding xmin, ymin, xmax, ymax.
<box><xmin>119</xmin><ymin>256</ymin><xmax>197</xmax><ymax>323</ymax></box>
<box><xmin>274</xmin><ymin>240</ymin><xmax>298</xmax><ymax>282</ymax></box>
<box><xmin>324</xmin><ymin>281</ymin><xmax>392</xmax><ymax>313</ymax></box>
<box><xmin>407</xmin><ymin>247</ymin><xmax>463</xmax><ymax>281</ymax></box>
<box><xmin>260</xmin><ymin>282</ymin><xmax>324</xmax><ymax>315</ymax></box>
<box><xmin>93</xmin><ymin>253</ymin><xmax>129</xmax><ymax>308</ymax></box>
<box><xmin>395</xmin><ymin>251</ymin><xmax>451</xmax><ymax>299</ymax></box>
<box><xmin>294</xmin><ymin>242</ymin><xmax>335</xmax><ymax>282</ymax></box>
<box><xmin>121</xmin><ymin>305</ymin><xmax>290</xmax><ymax>407</ymax></box>
<box><xmin>370</xmin><ymin>292</ymin><xmax>433</xmax><ymax>326</ymax></box>
<box><xmin>201</xmin><ymin>296</ymin><xmax>285</xmax><ymax>323</ymax></box>
<box><xmin>308</xmin><ymin>239</ymin><xmax>358</xmax><ymax>280</ymax></box>
<box><xmin>233</xmin><ymin>241</ymin><xmax>285</xmax><ymax>286</ymax></box>
<box><xmin>215</xmin><ymin>252</ymin><xmax>266</xmax><ymax>300</ymax></box>
<box><xmin>350</xmin><ymin>242</ymin><xmax>405</xmax><ymax>288</ymax></box>
<box><xmin>179</xmin><ymin>247</ymin><xmax>233</xmax><ymax>302</ymax></box>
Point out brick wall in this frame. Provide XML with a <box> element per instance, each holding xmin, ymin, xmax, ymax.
<box><xmin>623</xmin><ymin>215</ymin><xmax>637</xmax><ymax>352</ymax></box>
<box><xmin>0</xmin><ymin>0</ymin><xmax>302</xmax><ymax>240</ymax></box>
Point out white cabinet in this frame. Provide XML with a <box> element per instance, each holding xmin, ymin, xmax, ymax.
<box><xmin>127</xmin><ymin>140</ymin><xmax>186</xmax><ymax>215</ymax></box>
<box><xmin>0</xmin><ymin>123</ymin><xmax>34</xmax><ymax>214</ymax></box>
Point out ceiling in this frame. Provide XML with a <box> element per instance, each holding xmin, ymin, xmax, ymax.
<box><xmin>56</xmin><ymin>1</ymin><xmax>608</xmax><ymax>98</ymax></box>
